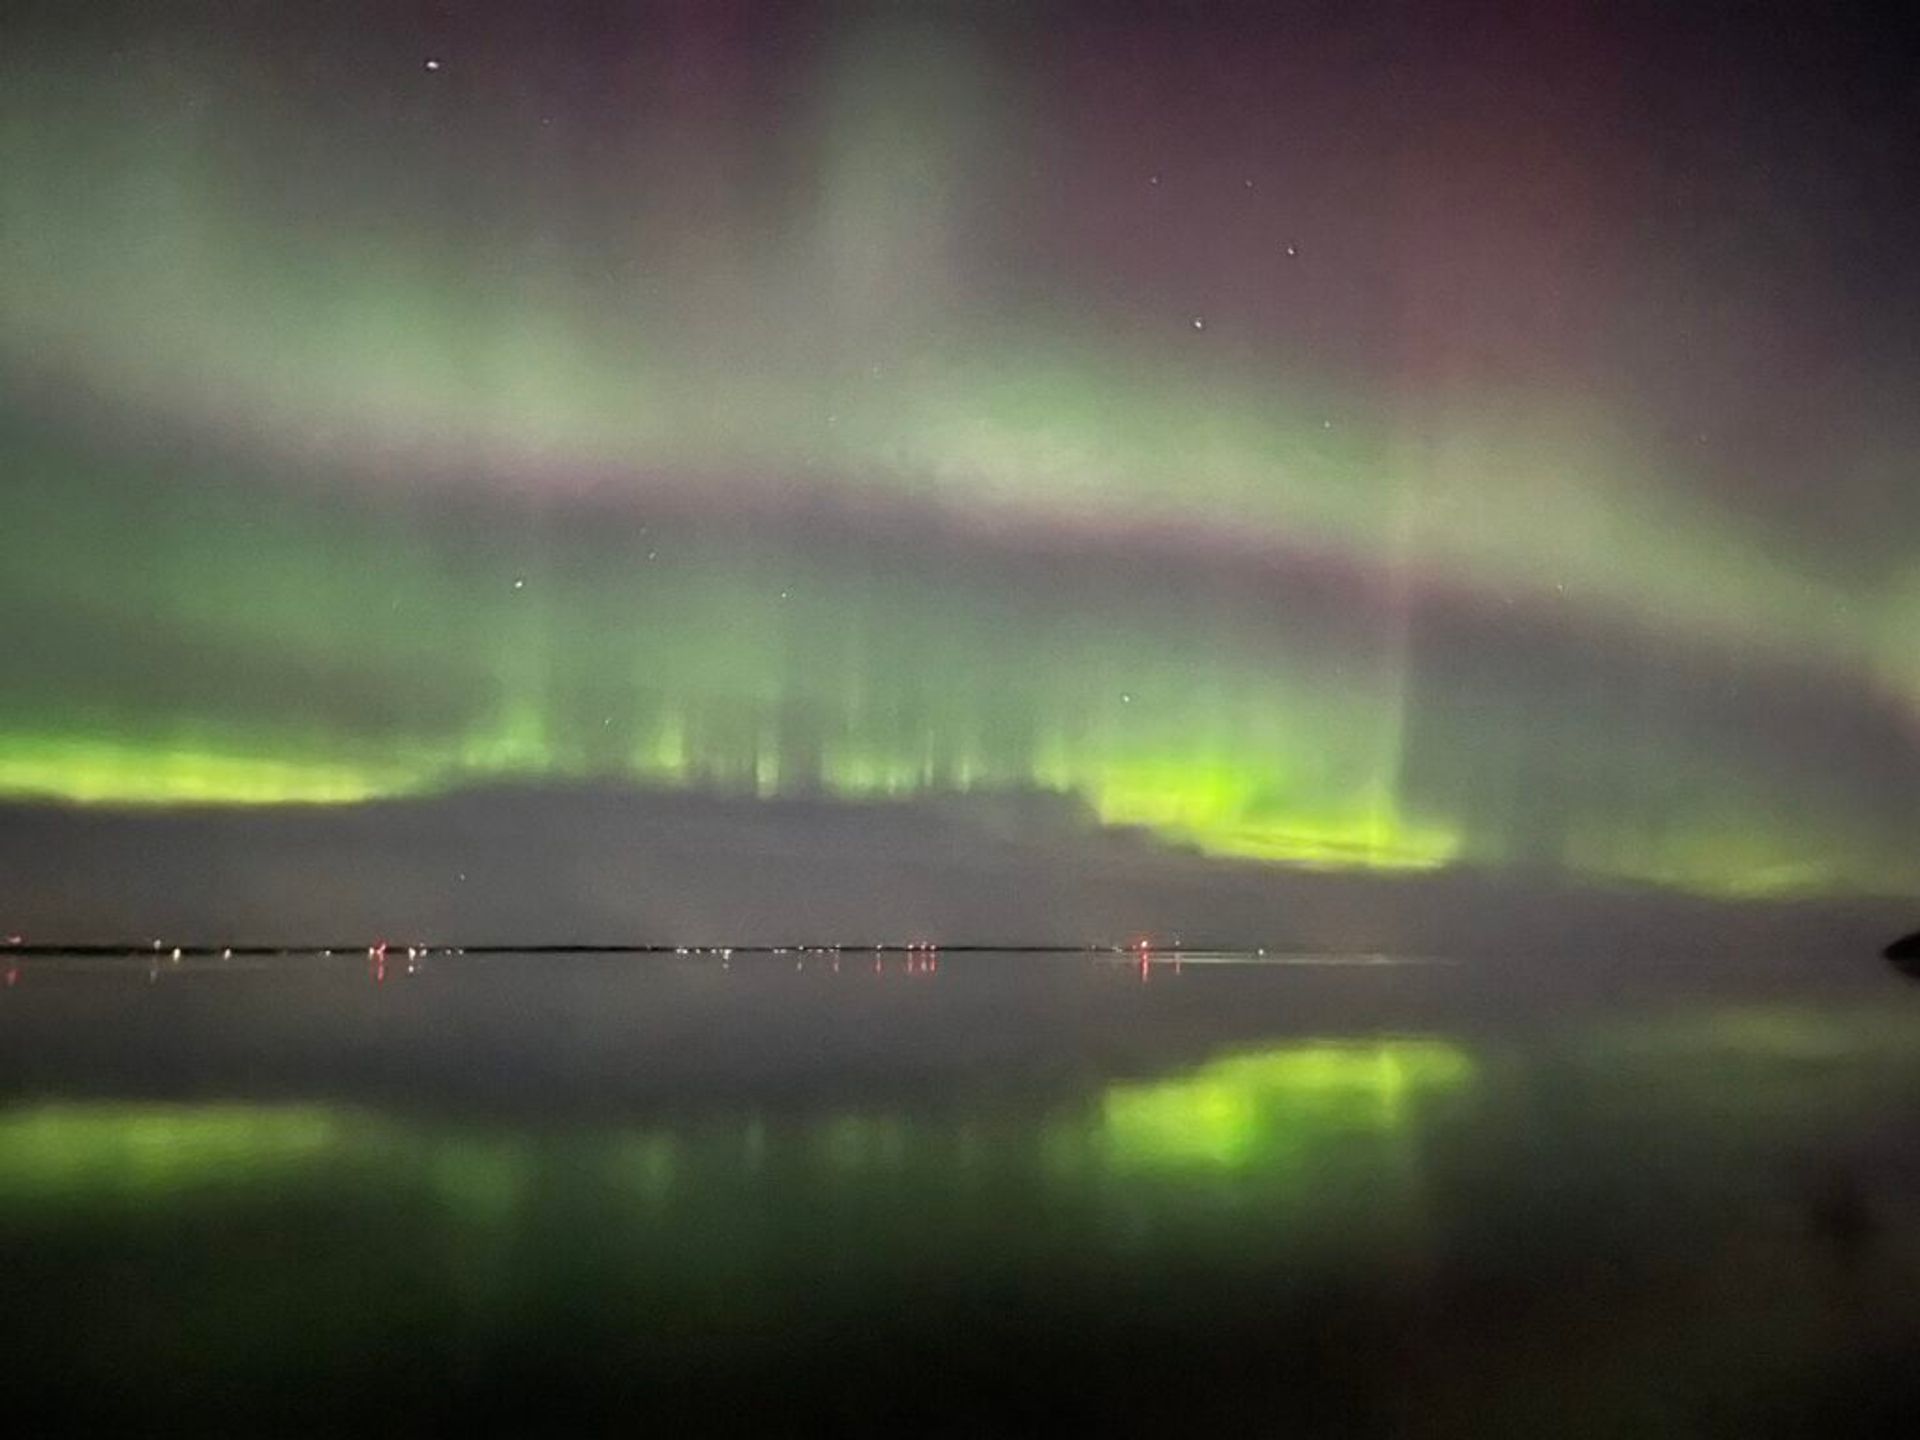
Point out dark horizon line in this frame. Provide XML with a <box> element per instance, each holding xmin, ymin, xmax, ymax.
<box><xmin>1</xmin><ymin>941</ymin><xmax>1200</xmax><ymax>959</ymax></box>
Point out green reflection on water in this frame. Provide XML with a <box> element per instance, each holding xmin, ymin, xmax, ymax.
<box><xmin>0</xmin><ymin>1038</ymin><xmax>1479</xmax><ymax>1218</ymax></box>
<box><xmin>0</xmin><ymin>1103</ymin><xmax>358</xmax><ymax>1199</ymax></box>
<box><xmin>0</xmin><ymin>1018</ymin><xmax>1913</xmax><ymax>1432</ymax></box>
<box><xmin>1100</xmin><ymin>1040</ymin><xmax>1476</xmax><ymax>1173</ymax></box>
<box><xmin>426</xmin><ymin>1134</ymin><xmax>535</xmax><ymax>1231</ymax></box>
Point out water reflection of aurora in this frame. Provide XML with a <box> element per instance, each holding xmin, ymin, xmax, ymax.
<box><xmin>0</xmin><ymin>1039</ymin><xmax>1476</xmax><ymax>1221</ymax></box>
<box><xmin>1096</xmin><ymin>1040</ymin><xmax>1475</xmax><ymax>1172</ymax></box>
<box><xmin>4</xmin><ymin>1013</ymin><xmax>1917</xmax><ymax>1432</ymax></box>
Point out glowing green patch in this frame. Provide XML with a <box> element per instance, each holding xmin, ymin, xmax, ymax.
<box><xmin>1100</xmin><ymin>1040</ymin><xmax>1476</xmax><ymax>1173</ymax></box>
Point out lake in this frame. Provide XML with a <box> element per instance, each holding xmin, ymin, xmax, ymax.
<box><xmin>1</xmin><ymin>949</ymin><xmax>1916</xmax><ymax>1434</ymax></box>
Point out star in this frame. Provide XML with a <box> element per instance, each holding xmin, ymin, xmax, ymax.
<box><xmin>424</xmin><ymin>58</ymin><xmax>442</xmax><ymax>72</ymax></box>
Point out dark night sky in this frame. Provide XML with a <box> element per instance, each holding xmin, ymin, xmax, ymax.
<box><xmin>2</xmin><ymin>0</ymin><xmax>1917</xmax><ymax>942</ymax></box>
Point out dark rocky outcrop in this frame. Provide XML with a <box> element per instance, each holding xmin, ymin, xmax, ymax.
<box><xmin>1887</xmin><ymin>931</ymin><xmax>1920</xmax><ymax>977</ymax></box>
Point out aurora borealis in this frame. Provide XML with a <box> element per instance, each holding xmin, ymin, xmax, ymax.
<box><xmin>3</xmin><ymin>0</ymin><xmax>1918</xmax><ymax>926</ymax></box>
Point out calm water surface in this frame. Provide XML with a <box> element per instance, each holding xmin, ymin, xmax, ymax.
<box><xmin>1</xmin><ymin>950</ymin><xmax>1916</xmax><ymax>1435</ymax></box>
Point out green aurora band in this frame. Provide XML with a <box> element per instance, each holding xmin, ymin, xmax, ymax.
<box><xmin>1</xmin><ymin>10</ymin><xmax>1916</xmax><ymax>902</ymax></box>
